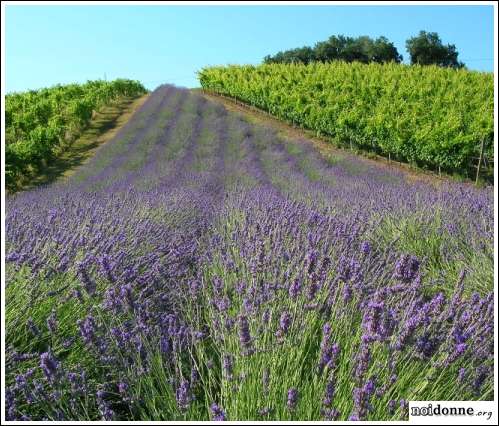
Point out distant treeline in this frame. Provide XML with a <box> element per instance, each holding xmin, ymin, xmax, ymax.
<box><xmin>263</xmin><ymin>31</ymin><xmax>464</xmax><ymax>68</ymax></box>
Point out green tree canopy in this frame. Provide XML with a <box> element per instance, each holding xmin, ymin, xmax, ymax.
<box><xmin>406</xmin><ymin>31</ymin><xmax>464</xmax><ymax>68</ymax></box>
<box><xmin>263</xmin><ymin>34</ymin><xmax>402</xmax><ymax>64</ymax></box>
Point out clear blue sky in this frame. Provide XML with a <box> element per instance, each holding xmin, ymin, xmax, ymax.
<box><xmin>5</xmin><ymin>4</ymin><xmax>495</xmax><ymax>92</ymax></box>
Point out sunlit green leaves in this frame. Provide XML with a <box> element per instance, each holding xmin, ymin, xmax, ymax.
<box><xmin>199</xmin><ymin>62</ymin><xmax>493</xmax><ymax>175</ymax></box>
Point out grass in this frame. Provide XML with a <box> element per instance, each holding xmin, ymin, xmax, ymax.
<box><xmin>367</xmin><ymin>211</ymin><xmax>494</xmax><ymax>296</ymax></box>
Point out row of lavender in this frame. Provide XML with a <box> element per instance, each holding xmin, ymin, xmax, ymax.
<box><xmin>5</xmin><ymin>85</ymin><xmax>494</xmax><ymax>421</ymax></box>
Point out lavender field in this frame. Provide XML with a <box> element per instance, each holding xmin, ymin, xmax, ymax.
<box><xmin>5</xmin><ymin>86</ymin><xmax>494</xmax><ymax>421</ymax></box>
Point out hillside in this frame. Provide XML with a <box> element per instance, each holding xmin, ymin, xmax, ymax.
<box><xmin>198</xmin><ymin>62</ymin><xmax>493</xmax><ymax>179</ymax></box>
<box><xmin>5</xmin><ymin>85</ymin><xmax>493</xmax><ymax>421</ymax></box>
<box><xmin>5</xmin><ymin>79</ymin><xmax>147</xmax><ymax>191</ymax></box>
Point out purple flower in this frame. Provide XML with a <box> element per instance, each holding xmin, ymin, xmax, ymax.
<box><xmin>360</xmin><ymin>241</ymin><xmax>371</xmax><ymax>254</ymax></box>
<box><xmin>97</xmin><ymin>254</ymin><xmax>116</xmax><ymax>282</ymax></box>
<box><xmin>354</xmin><ymin>343</ymin><xmax>371</xmax><ymax>381</ymax></box>
<box><xmin>307</xmin><ymin>281</ymin><xmax>320</xmax><ymax>301</ymax></box>
<box><xmin>73</xmin><ymin>288</ymin><xmax>84</xmax><ymax>303</ymax></box>
<box><xmin>211</xmin><ymin>403</ymin><xmax>227</xmax><ymax>421</ymax></box>
<box><xmin>261</xmin><ymin>309</ymin><xmax>271</xmax><ymax>325</ymax></box>
<box><xmin>77</xmin><ymin>315</ymin><xmax>96</xmax><ymax>345</ymax></box>
<box><xmin>238</xmin><ymin>315</ymin><xmax>253</xmax><ymax>355</ymax></box>
<box><xmin>363</xmin><ymin>379</ymin><xmax>376</xmax><ymax>396</ymax></box>
<box><xmin>342</xmin><ymin>283</ymin><xmax>352</xmax><ymax>303</ymax></box>
<box><xmin>98</xmin><ymin>402</ymin><xmax>115</xmax><ymax>420</ymax></box>
<box><xmin>62</xmin><ymin>337</ymin><xmax>75</xmax><ymax>349</ymax></box>
<box><xmin>415</xmin><ymin>333</ymin><xmax>440</xmax><ymax>359</ymax></box>
<box><xmin>321</xmin><ymin>407</ymin><xmax>340</xmax><ymax>420</ymax></box>
<box><xmin>361</xmin><ymin>300</ymin><xmax>386</xmax><ymax>342</ymax></box>
<box><xmin>458</xmin><ymin>368</ymin><xmax>466</xmax><ymax>384</ymax></box>
<box><xmin>306</xmin><ymin>250</ymin><xmax>319</xmax><ymax>275</ymax></box>
<box><xmin>443</xmin><ymin>342</ymin><xmax>468</xmax><ymax>366</ymax></box>
<box><xmin>235</xmin><ymin>281</ymin><xmax>246</xmax><ymax>295</ymax></box>
<box><xmin>323</xmin><ymin>381</ymin><xmax>335</xmax><ymax>406</ymax></box>
<box><xmin>288</xmin><ymin>277</ymin><xmax>302</xmax><ymax>299</ymax></box>
<box><xmin>276</xmin><ymin>311</ymin><xmax>292</xmax><ymax>337</ymax></box>
<box><xmin>287</xmin><ymin>388</ymin><xmax>298</xmax><ymax>410</ymax></box>
<box><xmin>190</xmin><ymin>368</ymin><xmax>199</xmax><ymax>385</ymax></box>
<box><xmin>338</xmin><ymin>256</ymin><xmax>361</xmax><ymax>283</ymax></box>
<box><xmin>6</xmin><ymin>251</ymin><xmax>20</xmax><ymax>262</ymax></box>
<box><xmin>176</xmin><ymin>380</ymin><xmax>191</xmax><ymax>410</ymax></box>
<box><xmin>15</xmin><ymin>374</ymin><xmax>28</xmax><ymax>389</ymax></box>
<box><xmin>394</xmin><ymin>306</ymin><xmax>425</xmax><ymax>351</ymax></box>
<box><xmin>351</xmin><ymin>379</ymin><xmax>376</xmax><ymax>420</ymax></box>
<box><xmin>472</xmin><ymin>366</ymin><xmax>489</xmax><ymax>394</ymax></box>
<box><xmin>318</xmin><ymin>324</ymin><xmax>340</xmax><ymax>374</ymax></box>
<box><xmin>120</xmin><ymin>284</ymin><xmax>135</xmax><ymax>310</ymax></box>
<box><xmin>40</xmin><ymin>351</ymin><xmax>60</xmax><ymax>382</ymax></box>
<box><xmin>394</xmin><ymin>254</ymin><xmax>420</xmax><ymax>282</ymax></box>
<box><xmin>215</xmin><ymin>296</ymin><xmax>231</xmax><ymax>312</ymax></box>
<box><xmin>50</xmin><ymin>391</ymin><xmax>62</xmax><ymax>402</ymax></box>
<box><xmin>118</xmin><ymin>381</ymin><xmax>128</xmax><ymax>394</ymax></box>
<box><xmin>212</xmin><ymin>276</ymin><xmax>224</xmax><ymax>294</ymax></box>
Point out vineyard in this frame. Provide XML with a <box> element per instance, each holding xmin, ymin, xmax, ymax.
<box><xmin>5</xmin><ymin>86</ymin><xmax>493</xmax><ymax>421</ymax></box>
<box><xmin>5</xmin><ymin>79</ymin><xmax>147</xmax><ymax>189</ymax></box>
<box><xmin>198</xmin><ymin>62</ymin><xmax>493</xmax><ymax>178</ymax></box>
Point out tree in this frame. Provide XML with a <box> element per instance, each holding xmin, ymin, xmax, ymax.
<box><xmin>314</xmin><ymin>35</ymin><xmax>350</xmax><ymax>62</ymax></box>
<box><xmin>264</xmin><ymin>46</ymin><xmax>315</xmax><ymax>64</ymax></box>
<box><xmin>343</xmin><ymin>36</ymin><xmax>371</xmax><ymax>63</ymax></box>
<box><xmin>406</xmin><ymin>31</ymin><xmax>464</xmax><ymax>68</ymax></box>
<box><xmin>264</xmin><ymin>34</ymin><xmax>402</xmax><ymax>65</ymax></box>
<box><xmin>288</xmin><ymin>46</ymin><xmax>316</xmax><ymax>64</ymax></box>
<box><xmin>371</xmin><ymin>36</ymin><xmax>403</xmax><ymax>63</ymax></box>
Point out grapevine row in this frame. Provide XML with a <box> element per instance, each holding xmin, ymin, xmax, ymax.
<box><xmin>198</xmin><ymin>62</ymin><xmax>493</xmax><ymax>176</ymax></box>
<box><xmin>5</xmin><ymin>79</ymin><xmax>147</xmax><ymax>188</ymax></box>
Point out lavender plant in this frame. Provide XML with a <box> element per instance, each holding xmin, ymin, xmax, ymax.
<box><xmin>5</xmin><ymin>85</ymin><xmax>494</xmax><ymax>421</ymax></box>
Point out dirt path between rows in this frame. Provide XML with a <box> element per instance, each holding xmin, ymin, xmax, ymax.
<box><xmin>195</xmin><ymin>89</ymin><xmax>460</xmax><ymax>188</ymax></box>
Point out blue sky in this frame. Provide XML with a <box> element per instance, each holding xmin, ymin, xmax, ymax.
<box><xmin>5</xmin><ymin>4</ymin><xmax>495</xmax><ymax>92</ymax></box>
